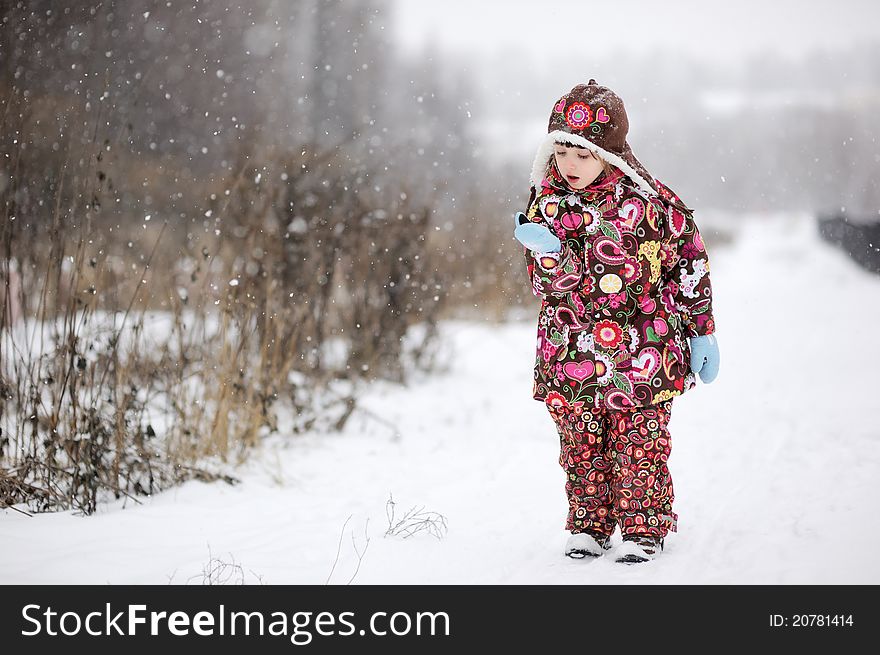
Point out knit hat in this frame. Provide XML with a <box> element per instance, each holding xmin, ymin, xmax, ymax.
<box><xmin>530</xmin><ymin>79</ymin><xmax>661</xmax><ymax>199</ymax></box>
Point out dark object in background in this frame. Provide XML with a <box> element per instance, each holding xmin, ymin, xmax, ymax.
<box><xmin>816</xmin><ymin>214</ymin><xmax>880</xmax><ymax>275</ymax></box>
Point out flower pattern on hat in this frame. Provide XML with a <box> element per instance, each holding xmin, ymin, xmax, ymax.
<box><xmin>565</xmin><ymin>102</ymin><xmax>592</xmax><ymax>130</ymax></box>
<box><xmin>563</xmin><ymin>100</ymin><xmax>611</xmax><ymax>134</ymax></box>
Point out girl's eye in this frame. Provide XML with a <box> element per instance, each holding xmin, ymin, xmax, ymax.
<box><xmin>555</xmin><ymin>151</ymin><xmax>565</xmax><ymax>157</ymax></box>
<box><xmin>578</xmin><ymin>154</ymin><xmax>591</xmax><ymax>159</ymax></box>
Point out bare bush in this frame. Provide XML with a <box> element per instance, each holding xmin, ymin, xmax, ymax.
<box><xmin>0</xmin><ymin>0</ymin><xmax>499</xmax><ymax>514</ymax></box>
<box><xmin>172</xmin><ymin>545</ymin><xmax>266</xmax><ymax>586</ymax></box>
<box><xmin>326</xmin><ymin>514</ymin><xmax>371</xmax><ymax>585</ymax></box>
<box><xmin>384</xmin><ymin>492</ymin><xmax>448</xmax><ymax>540</ymax></box>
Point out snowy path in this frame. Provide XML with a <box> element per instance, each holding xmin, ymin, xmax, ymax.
<box><xmin>2</xmin><ymin>214</ymin><xmax>878</xmax><ymax>584</ymax></box>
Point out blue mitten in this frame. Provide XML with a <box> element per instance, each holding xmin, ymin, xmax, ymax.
<box><xmin>513</xmin><ymin>212</ymin><xmax>561</xmax><ymax>253</ymax></box>
<box><xmin>689</xmin><ymin>334</ymin><xmax>720</xmax><ymax>383</ymax></box>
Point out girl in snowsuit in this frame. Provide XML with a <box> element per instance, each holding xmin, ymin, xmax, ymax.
<box><xmin>514</xmin><ymin>80</ymin><xmax>720</xmax><ymax>564</ymax></box>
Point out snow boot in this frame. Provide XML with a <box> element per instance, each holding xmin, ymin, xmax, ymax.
<box><xmin>565</xmin><ymin>530</ymin><xmax>611</xmax><ymax>559</ymax></box>
<box><xmin>614</xmin><ymin>533</ymin><xmax>664</xmax><ymax>564</ymax></box>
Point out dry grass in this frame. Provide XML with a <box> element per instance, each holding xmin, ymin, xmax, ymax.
<box><xmin>0</xmin><ymin>107</ymin><xmax>451</xmax><ymax>514</ymax></box>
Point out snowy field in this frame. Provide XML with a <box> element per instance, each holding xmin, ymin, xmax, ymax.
<box><xmin>2</xmin><ymin>213</ymin><xmax>878</xmax><ymax>585</ymax></box>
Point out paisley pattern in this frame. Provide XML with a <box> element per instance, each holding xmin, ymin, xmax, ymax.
<box><xmin>524</xmin><ymin>159</ymin><xmax>715</xmax><ymax>410</ymax></box>
<box><xmin>547</xmin><ymin>396</ymin><xmax>677</xmax><ymax>538</ymax></box>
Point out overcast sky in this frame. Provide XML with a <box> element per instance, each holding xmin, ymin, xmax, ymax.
<box><xmin>392</xmin><ymin>0</ymin><xmax>880</xmax><ymax>66</ymax></box>
<box><xmin>389</xmin><ymin>0</ymin><xmax>880</xmax><ymax>186</ymax></box>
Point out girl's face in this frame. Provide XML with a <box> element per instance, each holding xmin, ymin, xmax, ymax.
<box><xmin>553</xmin><ymin>144</ymin><xmax>604</xmax><ymax>190</ymax></box>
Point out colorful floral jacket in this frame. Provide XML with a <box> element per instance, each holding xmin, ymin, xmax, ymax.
<box><xmin>524</xmin><ymin>163</ymin><xmax>715</xmax><ymax>410</ymax></box>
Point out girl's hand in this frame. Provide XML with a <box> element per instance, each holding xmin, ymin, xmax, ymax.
<box><xmin>513</xmin><ymin>213</ymin><xmax>561</xmax><ymax>253</ymax></box>
<box><xmin>689</xmin><ymin>334</ymin><xmax>720</xmax><ymax>383</ymax></box>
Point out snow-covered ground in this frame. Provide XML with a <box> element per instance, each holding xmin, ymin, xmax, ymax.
<box><xmin>2</xmin><ymin>213</ymin><xmax>878</xmax><ymax>584</ymax></box>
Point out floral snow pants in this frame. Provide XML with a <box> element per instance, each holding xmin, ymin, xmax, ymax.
<box><xmin>546</xmin><ymin>399</ymin><xmax>678</xmax><ymax>539</ymax></box>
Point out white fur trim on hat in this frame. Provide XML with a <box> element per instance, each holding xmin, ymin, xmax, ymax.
<box><xmin>530</xmin><ymin>130</ymin><xmax>657</xmax><ymax>197</ymax></box>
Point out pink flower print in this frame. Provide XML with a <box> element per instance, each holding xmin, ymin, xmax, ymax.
<box><xmin>681</xmin><ymin>242</ymin><xmax>700</xmax><ymax>259</ymax></box>
<box><xmin>622</xmin><ymin>257</ymin><xmax>641</xmax><ymax>282</ymax></box>
<box><xmin>607</xmin><ymin>292</ymin><xmax>627</xmax><ymax>309</ymax></box>
<box><xmin>545</xmin><ymin>391</ymin><xmax>568</xmax><ymax>412</ymax></box>
<box><xmin>572</xmin><ymin>293</ymin><xmax>586</xmax><ymax>315</ymax></box>
<box><xmin>593</xmin><ymin>320</ymin><xmax>624</xmax><ymax>349</ymax></box>
<box><xmin>541</xmin><ymin>340</ymin><xmax>557</xmax><ymax>363</ymax></box>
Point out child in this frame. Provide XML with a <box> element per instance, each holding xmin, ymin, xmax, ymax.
<box><xmin>514</xmin><ymin>80</ymin><xmax>720</xmax><ymax>564</ymax></box>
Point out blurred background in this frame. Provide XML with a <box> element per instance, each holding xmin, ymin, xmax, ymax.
<box><xmin>2</xmin><ymin>0</ymin><xmax>879</xmax><ymax>512</ymax></box>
